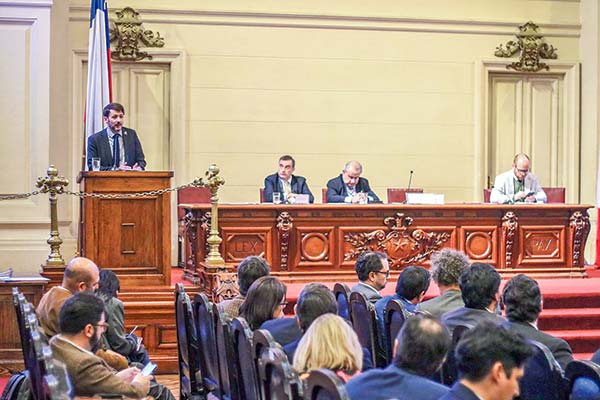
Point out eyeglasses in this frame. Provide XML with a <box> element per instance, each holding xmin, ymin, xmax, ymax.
<box><xmin>515</xmin><ymin>168</ymin><xmax>529</xmax><ymax>174</ymax></box>
<box><xmin>94</xmin><ymin>323</ymin><xmax>110</xmax><ymax>330</ymax></box>
<box><xmin>375</xmin><ymin>270</ymin><xmax>390</xmax><ymax>278</ymax></box>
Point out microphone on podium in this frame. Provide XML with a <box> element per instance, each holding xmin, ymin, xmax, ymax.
<box><xmin>404</xmin><ymin>170</ymin><xmax>414</xmax><ymax>204</ymax></box>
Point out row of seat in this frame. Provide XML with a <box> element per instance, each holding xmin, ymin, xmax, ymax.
<box><xmin>334</xmin><ymin>282</ymin><xmax>600</xmax><ymax>400</ymax></box>
<box><xmin>174</xmin><ymin>283</ymin><xmax>350</xmax><ymax>400</ymax></box>
<box><xmin>10</xmin><ymin>287</ymin><xmax>71</xmax><ymax>400</ymax></box>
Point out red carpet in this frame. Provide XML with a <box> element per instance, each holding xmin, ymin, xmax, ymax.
<box><xmin>170</xmin><ymin>266</ymin><xmax>600</xmax><ymax>359</ymax></box>
<box><xmin>0</xmin><ymin>377</ymin><xmax>8</xmax><ymax>394</ymax></box>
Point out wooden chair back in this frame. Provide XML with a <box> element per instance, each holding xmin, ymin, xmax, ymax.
<box><xmin>349</xmin><ymin>291</ymin><xmax>384</xmax><ymax>367</ymax></box>
<box><xmin>519</xmin><ymin>340</ymin><xmax>568</xmax><ymax>400</ymax></box>
<box><xmin>258</xmin><ymin>346</ymin><xmax>303</xmax><ymax>400</ymax></box>
<box><xmin>193</xmin><ymin>293</ymin><xmax>220</xmax><ymax>394</ymax></box>
<box><xmin>383</xmin><ymin>299</ymin><xmax>408</xmax><ymax>362</ymax></box>
<box><xmin>387</xmin><ymin>188</ymin><xmax>424</xmax><ymax>203</ymax></box>
<box><xmin>322</xmin><ymin>188</ymin><xmax>328</xmax><ymax>203</ymax></box>
<box><xmin>305</xmin><ymin>368</ymin><xmax>350</xmax><ymax>400</ymax></box>
<box><xmin>231</xmin><ymin>317</ymin><xmax>261</xmax><ymax>400</ymax></box>
<box><xmin>213</xmin><ymin>303</ymin><xmax>240</xmax><ymax>400</ymax></box>
<box><xmin>332</xmin><ymin>283</ymin><xmax>352</xmax><ymax>322</ymax></box>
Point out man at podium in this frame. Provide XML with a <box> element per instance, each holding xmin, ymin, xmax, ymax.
<box><xmin>490</xmin><ymin>153</ymin><xmax>546</xmax><ymax>204</ymax></box>
<box><xmin>326</xmin><ymin>160</ymin><xmax>380</xmax><ymax>203</ymax></box>
<box><xmin>87</xmin><ymin>103</ymin><xmax>147</xmax><ymax>171</ymax></box>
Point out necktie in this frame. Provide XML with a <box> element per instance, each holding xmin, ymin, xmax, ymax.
<box><xmin>113</xmin><ymin>133</ymin><xmax>121</xmax><ymax>169</ymax></box>
<box><xmin>284</xmin><ymin>181</ymin><xmax>291</xmax><ymax>196</ymax></box>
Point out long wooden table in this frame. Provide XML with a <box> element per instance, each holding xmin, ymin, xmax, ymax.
<box><xmin>181</xmin><ymin>203</ymin><xmax>593</xmax><ymax>287</ymax></box>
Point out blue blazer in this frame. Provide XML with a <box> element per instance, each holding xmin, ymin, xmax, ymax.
<box><xmin>259</xmin><ymin>317</ymin><xmax>302</xmax><ymax>347</ymax></box>
<box><xmin>263</xmin><ymin>173</ymin><xmax>314</xmax><ymax>203</ymax></box>
<box><xmin>345</xmin><ymin>364</ymin><xmax>449</xmax><ymax>400</ymax></box>
<box><xmin>326</xmin><ymin>174</ymin><xmax>380</xmax><ymax>203</ymax></box>
<box><xmin>87</xmin><ymin>128</ymin><xmax>146</xmax><ymax>171</ymax></box>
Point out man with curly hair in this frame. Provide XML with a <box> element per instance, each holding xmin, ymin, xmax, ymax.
<box><xmin>416</xmin><ymin>249</ymin><xmax>470</xmax><ymax>319</ymax></box>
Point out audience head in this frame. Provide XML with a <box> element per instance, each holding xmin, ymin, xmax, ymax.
<box><xmin>355</xmin><ymin>251</ymin><xmax>389</xmax><ymax>290</ymax></box>
<box><xmin>395</xmin><ymin>266</ymin><xmax>430</xmax><ymax>303</ymax></box>
<box><xmin>295</xmin><ymin>283</ymin><xmax>337</xmax><ymax>332</ymax></box>
<box><xmin>240</xmin><ymin>276</ymin><xmax>287</xmax><ymax>330</ymax></box>
<box><xmin>293</xmin><ymin>313</ymin><xmax>363</xmax><ymax>375</ymax></box>
<box><xmin>278</xmin><ymin>155</ymin><xmax>296</xmax><ymax>181</ymax></box>
<box><xmin>502</xmin><ymin>274</ymin><xmax>542</xmax><ymax>323</ymax></box>
<box><xmin>237</xmin><ymin>256</ymin><xmax>271</xmax><ymax>296</ymax></box>
<box><xmin>459</xmin><ymin>263</ymin><xmax>501</xmax><ymax>310</ymax></box>
<box><xmin>59</xmin><ymin>292</ymin><xmax>107</xmax><ymax>353</ymax></box>
<box><xmin>430</xmin><ymin>248</ymin><xmax>470</xmax><ymax>289</ymax></box>
<box><xmin>393</xmin><ymin>314</ymin><xmax>451</xmax><ymax>377</ymax></box>
<box><xmin>62</xmin><ymin>257</ymin><xmax>100</xmax><ymax>293</ymax></box>
<box><xmin>455</xmin><ymin>321</ymin><xmax>533</xmax><ymax>400</ymax></box>
<box><xmin>342</xmin><ymin>160</ymin><xmax>363</xmax><ymax>189</ymax></box>
<box><xmin>96</xmin><ymin>269</ymin><xmax>120</xmax><ymax>300</ymax></box>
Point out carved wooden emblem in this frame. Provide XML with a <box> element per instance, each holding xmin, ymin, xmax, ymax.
<box><xmin>570</xmin><ymin>210</ymin><xmax>590</xmax><ymax>267</ymax></box>
<box><xmin>213</xmin><ymin>270</ymin><xmax>239</xmax><ymax>302</ymax></box>
<box><xmin>343</xmin><ymin>213</ymin><xmax>450</xmax><ymax>268</ymax></box>
<box><xmin>494</xmin><ymin>21</ymin><xmax>558</xmax><ymax>72</ymax></box>
<box><xmin>109</xmin><ymin>7</ymin><xmax>165</xmax><ymax>61</ymax></box>
<box><xmin>277</xmin><ymin>212</ymin><xmax>293</xmax><ymax>271</ymax></box>
<box><xmin>502</xmin><ymin>211</ymin><xmax>518</xmax><ymax>268</ymax></box>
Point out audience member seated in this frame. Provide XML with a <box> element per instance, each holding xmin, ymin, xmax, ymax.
<box><xmin>441</xmin><ymin>263</ymin><xmax>505</xmax><ymax>335</ymax></box>
<box><xmin>501</xmin><ymin>274</ymin><xmax>573</xmax><ymax>370</ymax></box>
<box><xmin>263</xmin><ymin>154</ymin><xmax>315</xmax><ymax>203</ymax></box>
<box><xmin>345</xmin><ymin>314</ymin><xmax>451</xmax><ymax>400</ymax></box>
<box><xmin>440</xmin><ymin>321</ymin><xmax>533</xmax><ymax>400</ymax></box>
<box><xmin>375</xmin><ymin>266</ymin><xmax>429</xmax><ymax>349</ymax></box>
<box><xmin>416</xmin><ymin>249</ymin><xmax>470</xmax><ymax>319</ymax></box>
<box><xmin>97</xmin><ymin>269</ymin><xmax>150</xmax><ymax>365</ymax></box>
<box><xmin>262</xmin><ymin>283</ymin><xmax>336</xmax><ymax>349</ymax></box>
<box><xmin>50</xmin><ymin>292</ymin><xmax>174</xmax><ymax>400</ymax></box>
<box><xmin>293</xmin><ymin>314</ymin><xmax>364</xmax><ymax>382</ymax></box>
<box><xmin>351</xmin><ymin>251</ymin><xmax>389</xmax><ymax>303</ymax></box>
<box><xmin>36</xmin><ymin>257</ymin><xmax>100</xmax><ymax>337</ymax></box>
<box><xmin>326</xmin><ymin>160</ymin><xmax>381</xmax><ymax>203</ymax></box>
<box><xmin>240</xmin><ymin>276</ymin><xmax>287</xmax><ymax>330</ymax></box>
<box><xmin>218</xmin><ymin>256</ymin><xmax>270</xmax><ymax>319</ymax></box>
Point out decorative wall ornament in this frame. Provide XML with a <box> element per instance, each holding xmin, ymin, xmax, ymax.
<box><xmin>110</xmin><ymin>7</ymin><xmax>165</xmax><ymax>61</ymax></box>
<box><xmin>277</xmin><ymin>212</ymin><xmax>293</xmax><ymax>271</ymax></box>
<box><xmin>344</xmin><ymin>213</ymin><xmax>450</xmax><ymax>268</ymax></box>
<box><xmin>494</xmin><ymin>21</ymin><xmax>558</xmax><ymax>72</ymax></box>
<box><xmin>569</xmin><ymin>211</ymin><xmax>590</xmax><ymax>267</ymax></box>
<box><xmin>501</xmin><ymin>211</ymin><xmax>518</xmax><ymax>268</ymax></box>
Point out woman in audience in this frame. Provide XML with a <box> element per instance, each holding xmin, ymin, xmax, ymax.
<box><xmin>239</xmin><ymin>276</ymin><xmax>287</xmax><ymax>330</ymax></box>
<box><xmin>293</xmin><ymin>313</ymin><xmax>363</xmax><ymax>382</ymax></box>
<box><xmin>97</xmin><ymin>269</ymin><xmax>149</xmax><ymax>364</ymax></box>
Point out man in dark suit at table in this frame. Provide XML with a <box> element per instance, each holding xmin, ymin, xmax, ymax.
<box><xmin>87</xmin><ymin>103</ymin><xmax>147</xmax><ymax>171</ymax></box>
<box><xmin>326</xmin><ymin>160</ymin><xmax>380</xmax><ymax>203</ymax></box>
<box><xmin>502</xmin><ymin>274</ymin><xmax>573</xmax><ymax>370</ymax></box>
<box><xmin>263</xmin><ymin>155</ymin><xmax>314</xmax><ymax>203</ymax></box>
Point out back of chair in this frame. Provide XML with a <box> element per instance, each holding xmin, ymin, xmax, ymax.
<box><xmin>543</xmin><ymin>187</ymin><xmax>566</xmax><ymax>203</ymax></box>
<box><xmin>174</xmin><ymin>284</ymin><xmax>205</xmax><ymax>400</ymax></box>
<box><xmin>253</xmin><ymin>329</ymin><xmax>279</xmax><ymax>366</ymax></box>
<box><xmin>387</xmin><ymin>188</ymin><xmax>424</xmax><ymax>203</ymax></box>
<box><xmin>439</xmin><ymin>323</ymin><xmax>472</xmax><ymax>386</ymax></box>
<box><xmin>231</xmin><ymin>317</ymin><xmax>261</xmax><ymax>400</ymax></box>
<box><xmin>483</xmin><ymin>188</ymin><xmax>492</xmax><ymax>203</ymax></box>
<box><xmin>213</xmin><ymin>303</ymin><xmax>239</xmax><ymax>400</ymax></box>
<box><xmin>193</xmin><ymin>293</ymin><xmax>220</xmax><ymax>393</ymax></box>
<box><xmin>321</xmin><ymin>188</ymin><xmax>328</xmax><ymax>204</ymax></box>
<box><xmin>177</xmin><ymin>186</ymin><xmax>211</xmax><ymax>220</ymax></box>
<box><xmin>12</xmin><ymin>289</ymin><xmax>33</xmax><ymax>371</ymax></box>
<box><xmin>566</xmin><ymin>360</ymin><xmax>600</xmax><ymax>400</ymax></box>
<box><xmin>332</xmin><ymin>283</ymin><xmax>352</xmax><ymax>322</ymax></box>
<box><xmin>383</xmin><ymin>299</ymin><xmax>407</xmax><ymax>362</ymax></box>
<box><xmin>306</xmin><ymin>368</ymin><xmax>350</xmax><ymax>400</ymax></box>
<box><xmin>349</xmin><ymin>292</ymin><xmax>382</xmax><ymax>367</ymax></box>
<box><xmin>260</xmin><ymin>188</ymin><xmax>266</xmax><ymax>203</ymax></box>
<box><xmin>519</xmin><ymin>340</ymin><xmax>568</xmax><ymax>400</ymax></box>
<box><xmin>259</xmin><ymin>346</ymin><xmax>303</xmax><ymax>400</ymax></box>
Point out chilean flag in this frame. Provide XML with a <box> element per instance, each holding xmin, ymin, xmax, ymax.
<box><xmin>85</xmin><ymin>0</ymin><xmax>112</xmax><ymax>141</ymax></box>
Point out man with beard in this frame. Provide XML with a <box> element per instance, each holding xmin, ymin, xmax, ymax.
<box><xmin>351</xmin><ymin>251</ymin><xmax>389</xmax><ymax>303</ymax></box>
<box><xmin>87</xmin><ymin>102</ymin><xmax>146</xmax><ymax>171</ymax></box>
<box><xmin>50</xmin><ymin>293</ymin><xmax>174</xmax><ymax>399</ymax></box>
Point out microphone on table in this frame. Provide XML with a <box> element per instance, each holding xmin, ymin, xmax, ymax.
<box><xmin>404</xmin><ymin>170</ymin><xmax>414</xmax><ymax>204</ymax></box>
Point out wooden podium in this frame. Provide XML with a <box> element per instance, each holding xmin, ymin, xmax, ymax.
<box><xmin>79</xmin><ymin>171</ymin><xmax>173</xmax><ymax>286</ymax></box>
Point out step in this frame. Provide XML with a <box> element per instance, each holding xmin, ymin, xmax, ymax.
<box><xmin>542</xmin><ymin>292</ymin><xmax>600</xmax><ymax>309</ymax></box>
<box><xmin>546</xmin><ymin>329</ymin><xmax>600</xmax><ymax>354</ymax></box>
<box><xmin>538</xmin><ymin>308</ymin><xmax>600</xmax><ymax>331</ymax></box>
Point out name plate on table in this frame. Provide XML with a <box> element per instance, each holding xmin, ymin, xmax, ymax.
<box><xmin>290</xmin><ymin>194</ymin><xmax>310</xmax><ymax>204</ymax></box>
<box><xmin>406</xmin><ymin>193</ymin><xmax>445</xmax><ymax>205</ymax></box>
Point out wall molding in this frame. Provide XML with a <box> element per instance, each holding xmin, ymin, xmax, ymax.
<box><xmin>68</xmin><ymin>6</ymin><xmax>581</xmax><ymax>37</ymax></box>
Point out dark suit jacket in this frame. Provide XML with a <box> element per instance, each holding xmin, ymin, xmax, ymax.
<box><xmin>263</xmin><ymin>173</ymin><xmax>314</xmax><ymax>203</ymax></box>
<box><xmin>50</xmin><ymin>335</ymin><xmax>148</xmax><ymax>398</ymax></box>
<box><xmin>259</xmin><ymin>317</ymin><xmax>303</xmax><ymax>346</ymax></box>
<box><xmin>502</xmin><ymin>320</ymin><xmax>573</xmax><ymax>370</ymax></box>
<box><xmin>326</xmin><ymin>174</ymin><xmax>380</xmax><ymax>203</ymax></box>
<box><xmin>441</xmin><ymin>307</ymin><xmax>505</xmax><ymax>336</ymax></box>
<box><xmin>87</xmin><ymin>128</ymin><xmax>146</xmax><ymax>170</ymax></box>
<box><xmin>345</xmin><ymin>364</ymin><xmax>449</xmax><ymax>400</ymax></box>
<box><xmin>439</xmin><ymin>382</ymin><xmax>481</xmax><ymax>400</ymax></box>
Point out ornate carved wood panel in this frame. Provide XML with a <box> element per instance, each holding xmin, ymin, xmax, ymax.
<box><xmin>296</xmin><ymin>227</ymin><xmax>336</xmax><ymax>268</ymax></box>
<box><xmin>460</xmin><ymin>226</ymin><xmax>498</xmax><ymax>265</ymax></box>
<box><xmin>221</xmin><ymin>227</ymin><xmax>271</xmax><ymax>264</ymax></box>
<box><xmin>518</xmin><ymin>226</ymin><xmax>565</xmax><ymax>265</ymax></box>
